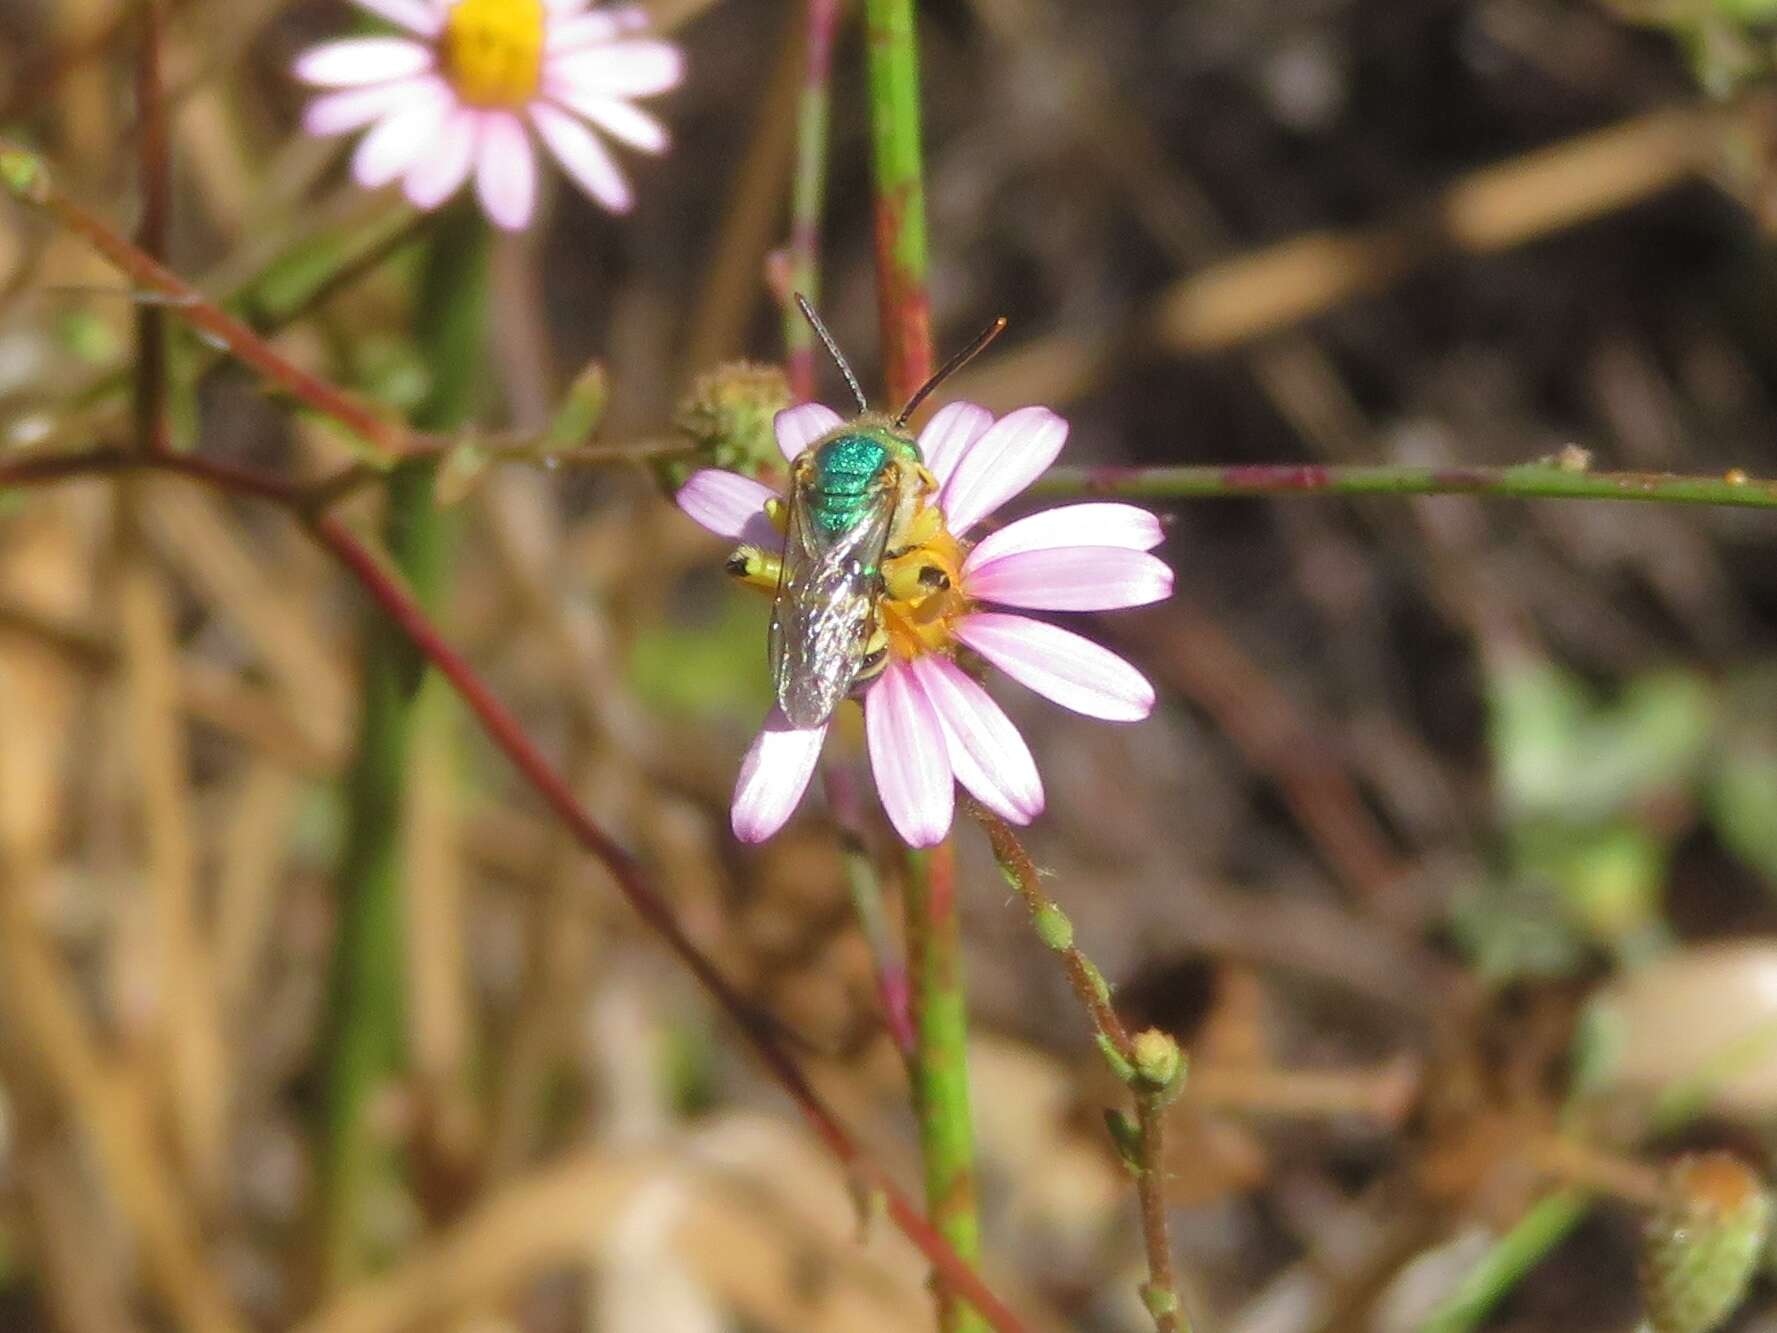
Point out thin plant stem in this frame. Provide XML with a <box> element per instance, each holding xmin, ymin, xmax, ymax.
<box><xmin>826</xmin><ymin>764</ymin><xmax>915</xmax><ymax>1059</ymax></box>
<box><xmin>0</xmin><ymin>141</ymin><xmax>1031</xmax><ymax>1331</ymax></box>
<box><xmin>1033</xmin><ymin>459</ymin><xmax>1777</xmax><ymax>509</ymax></box>
<box><xmin>132</xmin><ymin>0</ymin><xmax>170</xmax><ymax>457</ymax></box>
<box><xmin>0</xmin><ymin>143</ymin><xmax>410</xmax><ymax>458</ymax></box>
<box><xmin>976</xmin><ymin>808</ymin><xmax>1191</xmax><ymax>1333</ymax></box>
<box><xmin>863</xmin><ymin>0</ymin><xmax>933</xmax><ymax>405</ymax></box>
<box><xmin>1419</xmin><ymin>1191</ymin><xmax>1588</xmax><ymax>1333</ymax></box>
<box><xmin>864</xmin><ymin>0</ymin><xmax>988</xmax><ymax>1326</ymax></box>
<box><xmin>904</xmin><ymin>842</ymin><xmax>985</xmax><ymax>1333</ymax></box>
<box><xmin>320</xmin><ymin>204</ymin><xmax>487</xmax><ymax>1289</ymax></box>
<box><xmin>785</xmin><ymin>0</ymin><xmax>842</xmax><ymax>400</ymax></box>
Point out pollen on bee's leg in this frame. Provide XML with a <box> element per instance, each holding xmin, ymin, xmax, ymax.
<box><xmin>853</xmin><ymin>626</ymin><xmax>891</xmax><ymax>689</ymax></box>
<box><xmin>882</xmin><ymin>554</ymin><xmax>934</xmax><ymax>604</ymax></box>
<box><xmin>765</xmin><ymin>497</ymin><xmax>789</xmax><ymax>534</ymax></box>
<box><xmin>901</xmin><ymin>504</ymin><xmax>943</xmax><ymax>549</ymax></box>
<box><xmin>724</xmin><ymin>545</ymin><xmax>781</xmax><ymax>594</ymax></box>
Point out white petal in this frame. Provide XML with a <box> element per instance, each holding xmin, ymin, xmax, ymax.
<box><xmin>732</xmin><ymin>711</ymin><xmax>828</xmax><ymax>842</ymax></box>
<box><xmin>473</xmin><ymin>112</ymin><xmax>538</xmax><ymax>230</ymax></box>
<box><xmin>916</xmin><ymin>401</ymin><xmax>993</xmax><ymax>488</ymax></box>
<box><xmin>294</xmin><ymin>37</ymin><xmax>433</xmax><ymax>87</ymax></box>
<box><xmin>773</xmin><ymin>403</ymin><xmax>843</xmax><ymax>463</ymax></box>
<box><xmin>911</xmin><ymin>655</ymin><xmax>1043</xmax><ymax>824</ymax></box>
<box><xmin>964</xmin><ymin>546</ymin><xmax>1173</xmax><ymax>612</ymax></box>
<box><xmin>530</xmin><ymin>102</ymin><xmax>633</xmax><ymax>213</ymax></box>
<box><xmin>302</xmin><ymin>77</ymin><xmax>435</xmax><ymax>136</ymax></box>
<box><xmin>552</xmin><ymin>95</ymin><xmax>670</xmax><ymax>153</ymax></box>
<box><xmin>964</xmin><ymin>503</ymin><xmax>1164</xmax><ymax>570</ymax></box>
<box><xmin>865</xmin><ymin>662</ymin><xmax>954</xmax><ymax>848</ymax></box>
<box><xmin>937</xmin><ymin>406</ymin><xmax>1069</xmax><ymax>534</ymax></box>
<box><xmin>351</xmin><ymin>0</ymin><xmax>444</xmax><ymax>35</ymax></box>
<box><xmin>956</xmin><ymin>612</ymin><xmax>1156</xmax><ymax>722</ymax></box>
<box><xmin>548</xmin><ymin>41</ymin><xmax>685</xmax><ymax>99</ymax></box>
<box><xmin>675</xmin><ymin>470</ymin><xmax>779</xmax><ymax>547</ymax></box>
<box><xmin>403</xmin><ymin>107</ymin><xmax>479</xmax><ymax>209</ymax></box>
<box><xmin>546</xmin><ymin>6</ymin><xmax>650</xmax><ymax>52</ymax></box>
<box><xmin>351</xmin><ymin>83</ymin><xmax>452</xmax><ymax>188</ymax></box>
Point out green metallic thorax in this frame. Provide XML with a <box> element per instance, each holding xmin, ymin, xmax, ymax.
<box><xmin>802</xmin><ymin>416</ymin><xmax>923</xmax><ymax>537</ymax></box>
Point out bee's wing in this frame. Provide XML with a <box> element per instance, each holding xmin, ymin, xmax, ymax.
<box><xmin>770</xmin><ymin>482</ymin><xmax>894</xmax><ymax>729</ymax></box>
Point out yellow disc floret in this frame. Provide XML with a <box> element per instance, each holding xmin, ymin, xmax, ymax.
<box><xmin>444</xmin><ymin>0</ymin><xmax>547</xmax><ymax>108</ymax></box>
<box><xmin>878</xmin><ymin>504</ymin><xmax>969</xmax><ymax>661</ymax></box>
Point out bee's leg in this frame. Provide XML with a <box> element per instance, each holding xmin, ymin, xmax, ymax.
<box><xmin>882</xmin><ymin>547</ymin><xmax>953</xmax><ymax>604</ymax></box>
<box><xmin>724</xmin><ymin>544</ymin><xmax>782</xmax><ymax>594</ymax></box>
<box><xmin>764</xmin><ymin>497</ymin><xmax>790</xmax><ymax>534</ymax></box>
<box><xmin>852</xmin><ymin>627</ymin><xmax>891</xmax><ymax>692</ymax></box>
<box><xmin>884</xmin><ymin>503</ymin><xmax>944</xmax><ymax>561</ymax></box>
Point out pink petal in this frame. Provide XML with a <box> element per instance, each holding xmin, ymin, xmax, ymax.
<box><xmin>530</xmin><ymin>102</ymin><xmax>633</xmax><ymax>213</ymax></box>
<box><xmin>910</xmin><ymin>655</ymin><xmax>1043</xmax><ymax>824</ymax></box>
<box><xmin>965</xmin><ymin>546</ymin><xmax>1173</xmax><ymax>612</ymax></box>
<box><xmin>293</xmin><ymin>37</ymin><xmax>433</xmax><ymax>87</ymax></box>
<box><xmin>675</xmin><ymin>470</ymin><xmax>779</xmax><ymax>547</ymax></box>
<box><xmin>964</xmin><ymin>503</ymin><xmax>1163</xmax><ymax>571</ymax></box>
<box><xmin>956</xmin><ymin>613</ymin><xmax>1155</xmax><ymax>722</ymax></box>
<box><xmin>551</xmin><ymin>96</ymin><xmax>669</xmax><ymax>153</ymax></box>
<box><xmin>351</xmin><ymin>0</ymin><xmax>444</xmax><ymax>35</ymax></box>
<box><xmin>302</xmin><ymin>77</ymin><xmax>435</xmax><ymax>136</ymax></box>
<box><xmin>548</xmin><ymin>42</ymin><xmax>685</xmax><ymax>98</ymax></box>
<box><xmin>915</xmin><ymin>401</ymin><xmax>992</xmax><ymax>488</ymax></box>
<box><xmin>474</xmin><ymin>112</ymin><xmax>538</xmax><ymax>230</ymax></box>
<box><xmin>351</xmin><ymin>83</ymin><xmax>452</xmax><ymax>188</ymax></box>
<box><xmin>403</xmin><ymin>107</ymin><xmax>479</xmax><ymax>209</ymax></box>
<box><xmin>865</xmin><ymin>661</ymin><xmax>954</xmax><ymax>848</ymax></box>
<box><xmin>773</xmin><ymin>403</ymin><xmax>842</xmax><ymax>462</ymax></box>
<box><xmin>732</xmin><ymin>711</ymin><xmax>828</xmax><ymax>842</ymax></box>
<box><xmin>546</xmin><ymin>6</ymin><xmax>651</xmax><ymax>52</ymax></box>
<box><xmin>937</xmin><ymin>406</ymin><xmax>1068</xmax><ymax>534</ymax></box>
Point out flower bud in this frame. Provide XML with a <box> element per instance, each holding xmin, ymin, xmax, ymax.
<box><xmin>668</xmin><ymin>361</ymin><xmax>793</xmax><ymax>490</ymax></box>
<box><xmin>1640</xmin><ymin>1151</ymin><xmax>1771</xmax><ymax>1333</ymax></box>
<box><xmin>1131</xmin><ymin>1028</ymin><xmax>1184</xmax><ymax>1097</ymax></box>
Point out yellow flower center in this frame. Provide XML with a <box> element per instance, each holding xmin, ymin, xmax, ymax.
<box><xmin>443</xmin><ymin>0</ymin><xmax>547</xmax><ymax>108</ymax></box>
<box><xmin>878</xmin><ymin>505</ymin><xmax>970</xmax><ymax>662</ymax></box>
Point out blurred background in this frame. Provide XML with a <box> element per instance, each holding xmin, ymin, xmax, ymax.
<box><xmin>5</xmin><ymin>0</ymin><xmax>1777</xmax><ymax>1329</ymax></box>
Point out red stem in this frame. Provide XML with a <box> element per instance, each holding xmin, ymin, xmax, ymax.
<box><xmin>0</xmin><ymin>151</ymin><xmax>1029</xmax><ymax>1333</ymax></box>
<box><xmin>307</xmin><ymin>512</ymin><xmax>1026</xmax><ymax>1331</ymax></box>
<box><xmin>133</xmin><ymin>0</ymin><xmax>171</xmax><ymax>457</ymax></box>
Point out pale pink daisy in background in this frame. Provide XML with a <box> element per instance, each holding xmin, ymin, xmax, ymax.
<box><xmin>677</xmin><ymin>400</ymin><xmax>1173</xmax><ymax>847</ymax></box>
<box><xmin>293</xmin><ymin>0</ymin><xmax>684</xmax><ymax>230</ymax></box>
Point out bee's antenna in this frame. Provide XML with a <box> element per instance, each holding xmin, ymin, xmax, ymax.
<box><xmin>894</xmin><ymin>315</ymin><xmax>1008</xmax><ymax>428</ymax></box>
<box><xmin>794</xmin><ymin>293</ymin><xmax>868</xmax><ymax>414</ymax></box>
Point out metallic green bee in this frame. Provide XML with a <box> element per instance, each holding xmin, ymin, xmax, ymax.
<box><xmin>759</xmin><ymin>299</ymin><xmax>1005</xmax><ymax>729</ymax></box>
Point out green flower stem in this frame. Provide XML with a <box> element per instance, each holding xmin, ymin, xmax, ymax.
<box><xmin>863</xmin><ymin>2</ymin><xmax>986</xmax><ymax>1327</ymax></box>
<box><xmin>319</xmin><ymin>204</ymin><xmax>487</xmax><ymax>1289</ymax></box>
<box><xmin>1032</xmin><ymin>460</ymin><xmax>1777</xmax><ymax>509</ymax></box>
<box><xmin>785</xmin><ymin>0</ymin><xmax>842</xmax><ymax>401</ymax></box>
<box><xmin>905</xmin><ymin>842</ymin><xmax>986</xmax><ymax>1333</ymax></box>
<box><xmin>1419</xmin><ymin>1191</ymin><xmax>1588</xmax><ymax>1333</ymax></box>
<box><xmin>864</xmin><ymin>0</ymin><xmax>933</xmax><ymax>406</ymax></box>
<box><xmin>977</xmin><ymin>808</ymin><xmax>1190</xmax><ymax>1333</ymax></box>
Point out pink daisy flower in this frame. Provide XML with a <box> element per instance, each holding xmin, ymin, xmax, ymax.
<box><xmin>293</xmin><ymin>0</ymin><xmax>684</xmax><ymax>230</ymax></box>
<box><xmin>676</xmin><ymin>400</ymin><xmax>1172</xmax><ymax>847</ymax></box>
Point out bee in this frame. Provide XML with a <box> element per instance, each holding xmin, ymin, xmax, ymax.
<box><xmin>751</xmin><ymin>298</ymin><xmax>1006</xmax><ymax>729</ymax></box>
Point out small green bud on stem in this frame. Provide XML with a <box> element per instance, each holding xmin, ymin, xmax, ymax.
<box><xmin>0</xmin><ymin>147</ymin><xmax>48</xmax><ymax>204</ymax></box>
<box><xmin>669</xmin><ymin>361</ymin><xmax>793</xmax><ymax>490</ymax></box>
<box><xmin>1131</xmin><ymin>1028</ymin><xmax>1185</xmax><ymax>1098</ymax></box>
<box><xmin>1033</xmin><ymin>903</ymin><xmax>1073</xmax><ymax>951</ymax></box>
<box><xmin>1640</xmin><ymin>1151</ymin><xmax>1772</xmax><ymax>1333</ymax></box>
